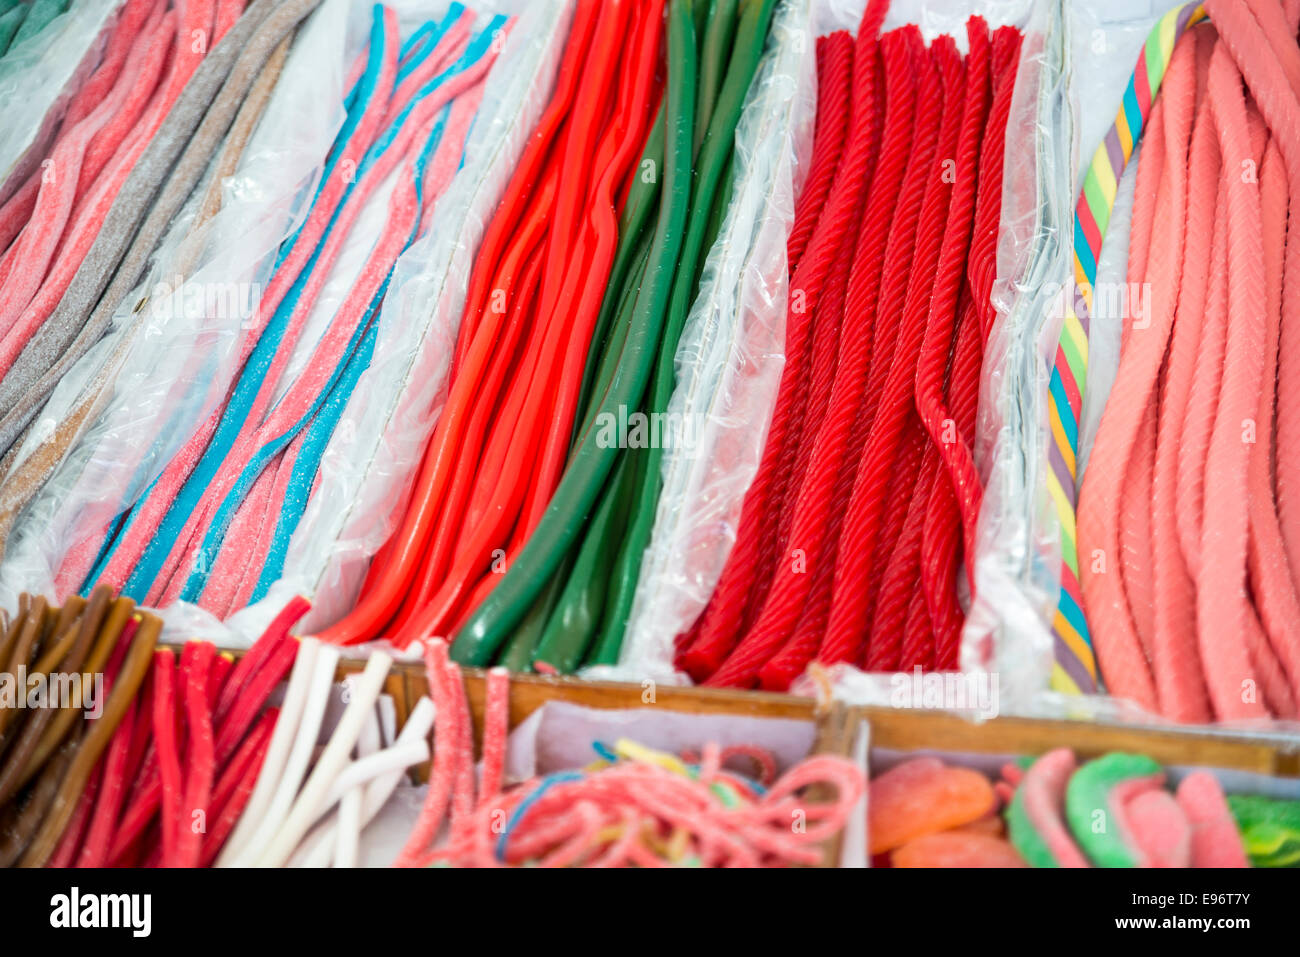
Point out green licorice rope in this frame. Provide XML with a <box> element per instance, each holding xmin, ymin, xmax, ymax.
<box><xmin>588</xmin><ymin>0</ymin><xmax>776</xmax><ymax>668</ymax></box>
<box><xmin>694</xmin><ymin>0</ymin><xmax>739</xmax><ymax>156</ymax></box>
<box><xmin>539</xmin><ymin>0</ymin><xmax>743</xmax><ymax>672</ymax></box>
<box><xmin>0</xmin><ymin>4</ymin><xmax>27</xmax><ymax>56</ymax></box>
<box><xmin>532</xmin><ymin>453</ymin><xmax>637</xmax><ymax>671</ymax></box>
<box><xmin>450</xmin><ymin>0</ymin><xmax>698</xmax><ymax>668</ymax></box>
<box><xmin>11</xmin><ymin>0</ymin><xmax>63</xmax><ymax>49</ymax></box>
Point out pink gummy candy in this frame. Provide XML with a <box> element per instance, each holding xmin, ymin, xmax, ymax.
<box><xmin>1126</xmin><ymin>789</ymin><xmax>1191</xmax><ymax>868</ymax></box>
<box><xmin>892</xmin><ymin>831</ymin><xmax>1027</xmax><ymax>868</ymax></box>
<box><xmin>1175</xmin><ymin>771</ymin><xmax>1249</xmax><ymax>868</ymax></box>
<box><xmin>869</xmin><ymin>758</ymin><xmax>996</xmax><ymax>854</ymax></box>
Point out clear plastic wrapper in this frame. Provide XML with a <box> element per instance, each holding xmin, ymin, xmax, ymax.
<box><xmin>0</xmin><ymin>0</ymin><xmax>122</xmax><ymax>204</ymax></box>
<box><xmin>589</xmin><ymin>0</ymin><xmax>816</xmax><ymax>684</ymax></box>
<box><xmin>0</xmin><ymin>0</ymin><xmax>352</xmax><ymax>613</ymax></box>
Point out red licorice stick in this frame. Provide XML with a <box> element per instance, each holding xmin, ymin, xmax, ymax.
<box><xmin>48</xmin><ymin>761</ymin><xmax>103</xmax><ymax>868</ymax></box>
<box><xmin>819</xmin><ymin>25</ymin><xmax>989</xmax><ymax>669</ymax></box>
<box><xmin>515</xmin><ymin>0</ymin><xmax>661</xmax><ymax>535</ymax></box>
<box><xmin>322</xmin><ymin>5</ymin><xmax>604</xmax><ymax>648</ymax></box>
<box><xmin>76</xmin><ymin>696</ymin><xmax>138</xmax><ymax>867</ymax></box>
<box><xmin>199</xmin><ymin>706</ymin><xmax>277</xmax><ymax>867</ymax></box>
<box><xmin>152</xmin><ymin>649</ymin><xmax>184</xmax><ymax>867</ymax></box>
<box><xmin>176</xmin><ymin>642</ymin><xmax>215</xmax><ymax>867</ymax></box>
<box><xmin>705</xmin><ymin>27</ymin><xmax>933</xmax><ymax>687</ymax></box>
<box><xmin>678</xmin><ymin>0</ymin><xmax>891</xmax><ymax>678</ymax></box>
<box><xmin>788</xmin><ymin>31</ymin><xmax>854</xmax><ymax>272</ymax></box>
<box><xmin>109</xmin><ymin>627</ymin><xmax>298</xmax><ymax>864</ymax></box>
<box><xmin>450</xmin><ymin>0</ymin><xmax>601</xmax><ymax>378</ymax></box>
<box><xmin>912</xmin><ymin>21</ymin><xmax>994</xmax><ymax>601</ymax></box>
<box><xmin>214</xmin><ymin>594</ymin><xmax>309</xmax><ymax>725</ymax></box>
<box><xmin>922</xmin><ymin>295</ymin><xmax>979</xmax><ymax>671</ymax></box>
<box><xmin>386</xmin><ymin>231</ymin><xmax>550</xmax><ymax>642</ymax></box>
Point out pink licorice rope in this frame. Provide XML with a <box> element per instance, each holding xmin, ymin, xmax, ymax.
<box><xmin>397</xmin><ymin>642</ymin><xmax>864</xmax><ymax>868</ymax></box>
<box><xmin>157</xmin><ymin>137</ymin><xmax>429</xmax><ymax>605</ymax></box>
<box><xmin>208</xmin><ymin>79</ymin><xmax>487</xmax><ymax>616</ymax></box>
<box><xmin>152</xmin><ymin>57</ymin><xmax>498</xmax><ymax>605</ymax></box>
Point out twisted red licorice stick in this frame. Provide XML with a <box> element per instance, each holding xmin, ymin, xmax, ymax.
<box><xmin>865</xmin><ymin>29</ymin><xmax>981</xmax><ymax>674</ymax></box>
<box><xmin>912</xmin><ymin>18</ymin><xmax>994</xmax><ymax>599</ymax></box>
<box><xmin>788</xmin><ymin>31</ymin><xmax>854</xmax><ymax>273</ymax></box>
<box><xmin>819</xmin><ymin>26</ymin><xmax>990</xmax><ymax>669</ymax></box>
<box><xmin>706</xmin><ymin>29</ymin><xmax>940</xmax><ymax>689</ymax></box>
<box><xmin>675</xmin><ymin>0</ymin><xmax>890</xmax><ymax>678</ymax></box>
<box><xmin>921</xmin><ymin>28</ymin><xmax>1021</xmax><ymax>671</ymax></box>
<box><xmin>151</xmin><ymin>649</ymin><xmax>184</xmax><ymax>867</ymax></box>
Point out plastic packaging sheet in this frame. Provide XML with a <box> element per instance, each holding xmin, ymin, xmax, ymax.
<box><xmin>0</xmin><ymin>0</ymin><xmax>353</xmax><ymax>613</ymax></box>
<box><xmin>273</xmin><ymin>0</ymin><xmax>574</xmax><ymax>638</ymax></box>
<box><xmin>0</xmin><ymin>0</ymin><xmax>123</xmax><ymax>204</ymax></box>
<box><xmin>586</xmin><ymin>0</ymin><xmax>816</xmax><ymax>685</ymax></box>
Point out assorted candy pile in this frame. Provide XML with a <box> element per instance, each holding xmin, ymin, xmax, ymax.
<box><xmin>871</xmin><ymin>748</ymin><xmax>1298</xmax><ymax>868</ymax></box>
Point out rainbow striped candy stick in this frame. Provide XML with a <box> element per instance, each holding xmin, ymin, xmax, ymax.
<box><xmin>1047</xmin><ymin>2</ymin><xmax>1208</xmax><ymax>695</ymax></box>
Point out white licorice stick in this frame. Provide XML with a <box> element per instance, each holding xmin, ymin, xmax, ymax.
<box><xmin>228</xmin><ymin>642</ymin><xmax>340</xmax><ymax>866</ymax></box>
<box><xmin>254</xmin><ymin>651</ymin><xmax>392</xmax><ymax>866</ymax></box>
<box><xmin>216</xmin><ymin>636</ymin><xmax>319</xmax><ymax>867</ymax></box>
<box><xmin>294</xmin><ymin>695</ymin><xmax>435</xmax><ymax>868</ymax></box>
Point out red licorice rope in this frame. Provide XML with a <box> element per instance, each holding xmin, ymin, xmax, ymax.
<box><xmin>677</xmin><ymin>0</ymin><xmax>890</xmax><ymax>677</ymax></box>
<box><xmin>788</xmin><ymin>31</ymin><xmax>853</xmax><ymax>273</ymax></box>
<box><xmin>819</xmin><ymin>19</ymin><xmax>993</xmax><ymax>670</ymax></box>
<box><xmin>151</xmin><ymin>649</ymin><xmax>184</xmax><ymax>867</ymax></box>
<box><xmin>704</xmin><ymin>29</ymin><xmax>939</xmax><ymax>689</ymax></box>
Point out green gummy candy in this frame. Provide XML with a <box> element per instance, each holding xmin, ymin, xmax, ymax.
<box><xmin>1065</xmin><ymin>752</ymin><xmax>1164</xmax><ymax>868</ymax></box>
<box><xmin>1227</xmin><ymin>795</ymin><xmax>1300</xmax><ymax>868</ymax></box>
<box><xmin>1006</xmin><ymin>792</ymin><xmax>1058</xmax><ymax>869</ymax></box>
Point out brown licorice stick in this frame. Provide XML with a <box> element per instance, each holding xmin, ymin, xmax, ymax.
<box><xmin>0</xmin><ymin>0</ymin><xmax>321</xmax><ymax>462</ymax></box>
<box><xmin>0</xmin><ymin>738</ymin><xmax>78</xmax><ymax>868</ymax></box>
<box><xmin>0</xmin><ymin>30</ymin><xmax>298</xmax><ymax>546</ymax></box>
<box><xmin>0</xmin><ymin>596</ymin><xmax>48</xmax><ymax>740</ymax></box>
<box><xmin>20</xmin><ymin>612</ymin><xmax>160</xmax><ymax>867</ymax></box>
<box><xmin>0</xmin><ymin>599</ymin><xmax>27</xmax><ymax>672</ymax></box>
<box><xmin>48</xmin><ymin>596</ymin><xmax>87</xmax><ymax>647</ymax></box>
<box><xmin>30</xmin><ymin>597</ymin><xmax>88</xmax><ymax>674</ymax></box>
<box><xmin>0</xmin><ymin>0</ymin><xmax>283</xmax><ymax>453</ymax></box>
<box><xmin>14</xmin><ymin>594</ymin><xmax>133</xmax><ymax>793</ymax></box>
<box><xmin>0</xmin><ymin>587</ymin><xmax>114</xmax><ymax>804</ymax></box>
